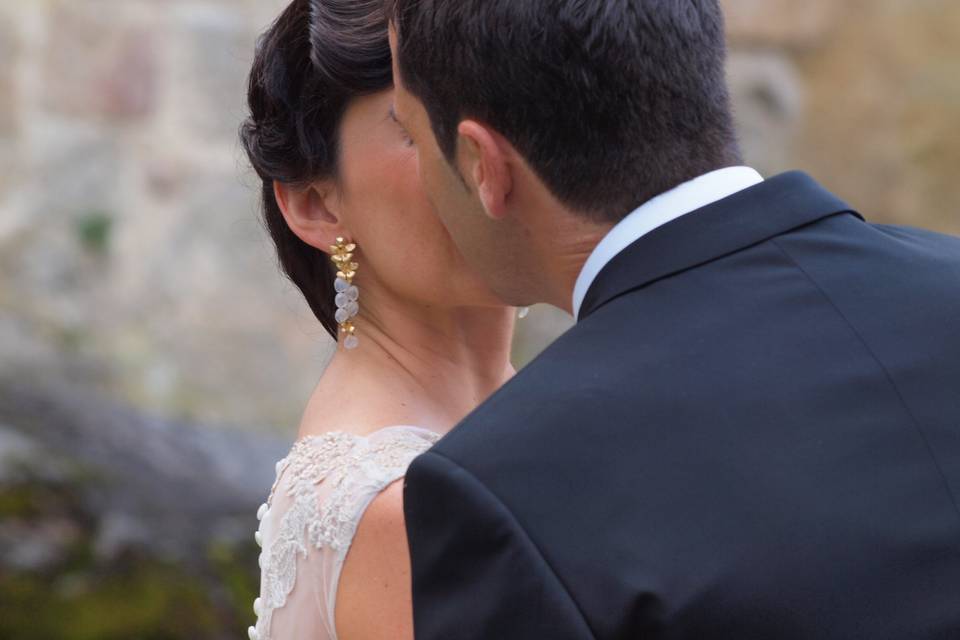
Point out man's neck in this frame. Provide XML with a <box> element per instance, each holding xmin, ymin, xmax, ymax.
<box><xmin>543</xmin><ymin>224</ymin><xmax>614</xmax><ymax>315</ymax></box>
<box><xmin>569</xmin><ymin>166</ymin><xmax>764</xmax><ymax>318</ymax></box>
<box><xmin>520</xmin><ymin>200</ymin><xmax>614</xmax><ymax>314</ymax></box>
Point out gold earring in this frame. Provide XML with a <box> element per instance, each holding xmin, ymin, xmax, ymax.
<box><xmin>331</xmin><ymin>237</ymin><xmax>360</xmax><ymax>350</ymax></box>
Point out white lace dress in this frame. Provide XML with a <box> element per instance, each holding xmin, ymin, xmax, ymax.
<box><xmin>248</xmin><ymin>425</ymin><xmax>442</xmax><ymax>640</ymax></box>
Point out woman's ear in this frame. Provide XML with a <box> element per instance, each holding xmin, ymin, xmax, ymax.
<box><xmin>273</xmin><ymin>179</ymin><xmax>349</xmax><ymax>253</ymax></box>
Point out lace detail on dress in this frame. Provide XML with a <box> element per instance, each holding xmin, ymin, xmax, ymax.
<box><xmin>251</xmin><ymin>426</ymin><xmax>441</xmax><ymax>640</ymax></box>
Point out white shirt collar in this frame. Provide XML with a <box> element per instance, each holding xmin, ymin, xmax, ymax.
<box><xmin>572</xmin><ymin>166</ymin><xmax>764</xmax><ymax>319</ymax></box>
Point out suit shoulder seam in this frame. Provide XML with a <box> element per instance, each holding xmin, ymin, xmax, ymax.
<box><xmin>770</xmin><ymin>238</ymin><xmax>960</xmax><ymax>522</ymax></box>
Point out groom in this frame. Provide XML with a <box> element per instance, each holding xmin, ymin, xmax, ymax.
<box><xmin>387</xmin><ymin>1</ymin><xmax>960</xmax><ymax>638</ymax></box>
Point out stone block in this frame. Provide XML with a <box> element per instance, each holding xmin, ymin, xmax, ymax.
<box><xmin>169</xmin><ymin>5</ymin><xmax>253</xmax><ymax>143</ymax></box>
<box><xmin>727</xmin><ymin>51</ymin><xmax>803</xmax><ymax>175</ymax></box>
<box><xmin>0</xmin><ymin>9</ymin><xmax>19</xmax><ymax>136</ymax></box>
<box><xmin>42</xmin><ymin>0</ymin><xmax>158</xmax><ymax>121</ymax></box>
<box><xmin>722</xmin><ymin>0</ymin><xmax>840</xmax><ymax>49</ymax></box>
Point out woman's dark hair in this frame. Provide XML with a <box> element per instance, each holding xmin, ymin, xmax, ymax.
<box><xmin>240</xmin><ymin>0</ymin><xmax>392</xmax><ymax>338</ymax></box>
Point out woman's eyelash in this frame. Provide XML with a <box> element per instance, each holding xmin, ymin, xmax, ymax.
<box><xmin>396</xmin><ymin>122</ymin><xmax>414</xmax><ymax>147</ymax></box>
<box><xmin>388</xmin><ymin>107</ymin><xmax>415</xmax><ymax>146</ymax></box>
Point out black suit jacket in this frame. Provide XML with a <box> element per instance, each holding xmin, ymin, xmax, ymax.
<box><xmin>403</xmin><ymin>172</ymin><xmax>960</xmax><ymax>639</ymax></box>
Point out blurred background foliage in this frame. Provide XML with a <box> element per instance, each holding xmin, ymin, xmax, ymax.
<box><xmin>0</xmin><ymin>0</ymin><xmax>957</xmax><ymax>637</ymax></box>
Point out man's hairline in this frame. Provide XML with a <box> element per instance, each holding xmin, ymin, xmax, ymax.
<box><xmin>388</xmin><ymin>26</ymin><xmax>474</xmax><ymax>192</ymax></box>
<box><xmin>386</xmin><ymin>11</ymin><xmax>599</xmax><ymax>208</ymax></box>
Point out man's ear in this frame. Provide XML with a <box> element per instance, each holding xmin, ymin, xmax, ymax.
<box><xmin>457</xmin><ymin>120</ymin><xmax>513</xmax><ymax>221</ymax></box>
<box><xmin>273</xmin><ymin>180</ymin><xmax>349</xmax><ymax>252</ymax></box>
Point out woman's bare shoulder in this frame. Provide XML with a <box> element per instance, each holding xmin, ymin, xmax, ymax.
<box><xmin>335</xmin><ymin>479</ymin><xmax>415</xmax><ymax>640</ymax></box>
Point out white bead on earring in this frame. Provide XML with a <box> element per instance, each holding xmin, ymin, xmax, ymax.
<box><xmin>517</xmin><ymin>306</ymin><xmax>530</xmax><ymax>319</ymax></box>
<box><xmin>330</xmin><ymin>237</ymin><xmax>360</xmax><ymax>350</ymax></box>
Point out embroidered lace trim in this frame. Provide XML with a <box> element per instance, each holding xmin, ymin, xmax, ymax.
<box><xmin>254</xmin><ymin>427</ymin><xmax>440</xmax><ymax>640</ymax></box>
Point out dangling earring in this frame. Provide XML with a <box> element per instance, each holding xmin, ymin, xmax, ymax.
<box><xmin>331</xmin><ymin>237</ymin><xmax>360</xmax><ymax>350</ymax></box>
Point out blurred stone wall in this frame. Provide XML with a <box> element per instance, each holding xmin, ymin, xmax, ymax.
<box><xmin>724</xmin><ymin>0</ymin><xmax>960</xmax><ymax>233</ymax></box>
<box><xmin>0</xmin><ymin>0</ymin><xmax>323</xmax><ymax>429</ymax></box>
<box><xmin>1</xmin><ymin>0</ymin><xmax>958</xmax><ymax>428</ymax></box>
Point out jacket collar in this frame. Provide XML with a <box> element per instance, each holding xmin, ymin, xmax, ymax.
<box><xmin>577</xmin><ymin>171</ymin><xmax>862</xmax><ymax>322</ymax></box>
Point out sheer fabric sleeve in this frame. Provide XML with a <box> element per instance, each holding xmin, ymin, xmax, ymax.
<box><xmin>250</xmin><ymin>426</ymin><xmax>441</xmax><ymax>640</ymax></box>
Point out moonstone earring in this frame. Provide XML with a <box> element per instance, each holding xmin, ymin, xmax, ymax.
<box><xmin>330</xmin><ymin>237</ymin><xmax>361</xmax><ymax>350</ymax></box>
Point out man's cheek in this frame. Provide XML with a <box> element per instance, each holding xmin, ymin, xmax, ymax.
<box><xmin>418</xmin><ymin>163</ymin><xmax>443</xmax><ymax>212</ymax></box>
<box><xmin>414</xmin><ymin>150</ymin><xmax>425</xmax><ymax>184</ymax></box>
<box><xmin>422</xmin><ymin>159</ymin><xmax>443</xmax><ymax>198</ymax></box>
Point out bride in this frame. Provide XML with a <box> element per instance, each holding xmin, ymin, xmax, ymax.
<box><xmin>239</xmin><ymin>1</ymin><xmax>517</xmax><ymax>638</ymax></box>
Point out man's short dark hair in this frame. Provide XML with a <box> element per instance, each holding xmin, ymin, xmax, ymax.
<box><xmin>386</xmin><ymin>0</ymin><xmax>743</xmax><ymax>223</ymax></box>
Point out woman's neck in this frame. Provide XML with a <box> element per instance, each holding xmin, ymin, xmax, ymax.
<box><xmin>299</xmin><ymin>285</ymin><xmax>517</xmax><ymax>438</ymax></box>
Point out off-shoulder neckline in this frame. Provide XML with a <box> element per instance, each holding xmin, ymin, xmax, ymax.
<box><xmin>291</xmin><ymin>424</ymin><xmax>442</xmax><ymax>449</ymax></box>
<box><xmin>267</xmin><ymin>425</ymin><xmax>441</xmax><ymax>505</ymax></box>
<box><xmin>256</xmin><ymin>424</ymin><xmax>442</xmax><ymax>639</ymax></box>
